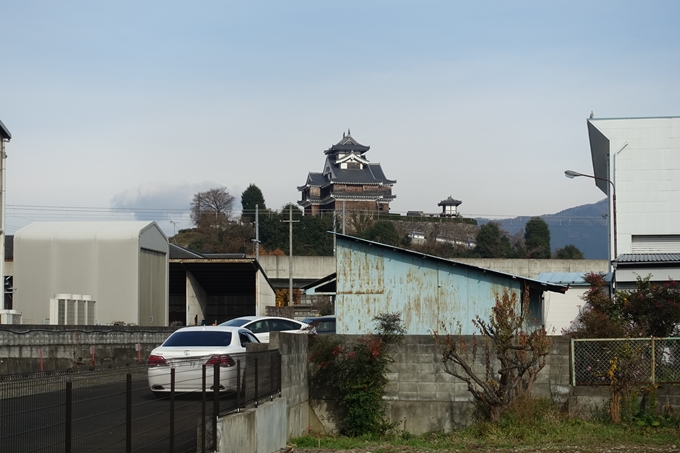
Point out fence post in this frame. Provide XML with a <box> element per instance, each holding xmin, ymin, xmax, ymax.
<box><xmin>270</xmin><ymin>354</ymin><xmax>274</xmax><ymax>401</ymax></box>
<box><xmin>236</xmin><ymin>360</ymin><xmax>241</xmax><ymax>412</ymax></box>
<box><xmin>276</xmin><ymin>351</ymin><xmax>282</xmax><ymax>398</ymax></box>
<box><xmin>202</xmin><ymin>364</ymin><xmax>206</xmax><ymax>453</ymax></box>
<box><xmin>651</xmin><ymin>337</ymin><xmax>656</xmax><ymax>385</ymax></box>
<box><xmin>65</xmin><ymin>381</ymin><xmax>72</xmax><ymax>453</ymax></box>
<box><xmin>213</xmin><ymin>363</ymin><xmax>219</xmax><ymax>450</ymax></box>
<box><xmin>170</xmin><ymin>368</ymin><xmax>175</xmax><ymax>453</ymax></box>
<box><xmin>570</xmin><ymin>338</ymin><xmax>575</xmax><ymax>387</ymax></box>
<box><xmin>254</xmin><ymin>357</ymin><xmax>259</xmax><ymax>408</ymax></box>
<box><xmin>126</xmin><ymin>374</ymin><xmax>132</xmax><ymax>453</ymax></box>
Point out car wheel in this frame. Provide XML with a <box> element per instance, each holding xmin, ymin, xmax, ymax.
<box><xmin>152</xmin><ymin>391</ymin><xmax>166</xmax><ymax>400</ymax></box>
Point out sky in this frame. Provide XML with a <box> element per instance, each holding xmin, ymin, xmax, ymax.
<box><xmin>1</xmin><ymin>1</ymin><xmax>679</xmax><ymax>236</ymax></box>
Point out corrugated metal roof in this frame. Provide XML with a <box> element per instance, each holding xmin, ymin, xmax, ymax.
<box><xmin>0</xmin><ymin>119</ymin><xmax>11</xmax><ymax>140</ymax></box>
<box><xmin>617</xmin><ymin>253</ymin><xmax>680</xmax><ymax>263</ymax></box>
<box><xmin>169</xmin><ymin>243</ymin><xmax>204</xmax><ymax>259</ymax></box>
<box><xmin>15</xmin><ymin>221</ymin><xmax>162</xmax><ymax>241</ymax></box>
<box><xmin>335</xmin><ymin>233</ymin><xmax>567</xmax><ymax>294</ymax></box>
<box><xmin>537</xmin><ymin>271</ymin><xmax>612</xmax><ymax>285</ymax></box>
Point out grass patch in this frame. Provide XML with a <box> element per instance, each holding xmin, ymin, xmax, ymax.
<box><xmin>293</xmin><ymin>421</ymin><xmax>680</xmax><ymax>451</ymax></box>
<box><xmin>292</xmin><ymin>397</ymin><xmax>680</xmax><ymax>450</ymax></box>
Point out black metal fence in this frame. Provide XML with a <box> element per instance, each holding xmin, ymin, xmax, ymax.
<box><xmin>0</xmin><ymin>349</ymin><xmax>281</xmax><ymax>452</ymax></box>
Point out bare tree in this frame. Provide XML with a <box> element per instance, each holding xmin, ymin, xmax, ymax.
<box><xmin>191</xmin><ymin>187</ymin><xmax>235</xmax><ymax>228</ymax></box>
<box><xmin>434</xmin><ymin>287</ymin><xmax>551</xmax><ymax>422</ymax></box>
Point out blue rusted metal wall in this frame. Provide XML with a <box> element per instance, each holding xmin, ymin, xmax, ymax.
<box><xmin>336</xmin><ymin>237</ymin><xmax>530</xmax><ymax>335</ymax></box>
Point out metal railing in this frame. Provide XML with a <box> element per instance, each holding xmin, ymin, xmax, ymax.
<box><xmin>0</xmin><ymin>349</ymin><xmax>281</xmax><ymax>452</ymax></box>
<box><xmin>571</xmin><ymin>337</ymin><xmax>680</xmax><ymax>386</ymax></box>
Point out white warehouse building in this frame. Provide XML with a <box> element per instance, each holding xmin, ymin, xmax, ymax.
<box><xmin>14</xmin><ymin>221</ymin><xmax>168</xmax><ymax>325</ymax></box>
<box><xmin>588</xmin><ymin>116</ymin><xmax>680</xmax><ymax>288</ymax></box>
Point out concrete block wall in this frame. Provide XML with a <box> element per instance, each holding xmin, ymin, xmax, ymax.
<box><xmin>268</xmin><ymin>331</ymin><xmax>309</xmax><ymax>439</ymax></box>
<box><xmin>0</xmin><ymin>325</ymin><xmax>174</xmax><ymax>374</ymax></box>
<box><xmin>309</xmin><ymin>334</ymin><xmax>680</xmax><ymax>434</ymax></box>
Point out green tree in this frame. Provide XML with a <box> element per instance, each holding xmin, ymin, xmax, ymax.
<box><xmin>364</xmin><ymin>220</ymin><xmax>401</xmax><ymax>246</ymax></box>
<box><xmin>475</xmin><ymin>222</ymin><xmax>513</xmax><ymax>258</ymax></box>
<box><xmin>554</xmin><ymin>244</ymin><xmax>584</xmax><ymax>259</ymax></box>
<box><xmin>568</xmin><ymin>273</ymin><xmax>680</xmax><ymax>423</ymax></box>
<box><xmin>524</xmin><ymin>217</ymin><xmax>551</xmax><ymax>259</ymax></box>
<box><xmin>257</xmin><ymin>204</ymin><xmax>334</xmax><ymax>256</ymax></box>
<box><xmin>296</xmin><ymin>213</ymin><xmax>334</xmax><ymax>255</ymax></box>
<box><xmin>241</xmin><ymin>184</ymin><xmax>266</xmax><ymax>221</ymax></box>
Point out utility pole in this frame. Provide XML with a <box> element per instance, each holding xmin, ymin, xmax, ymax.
<box><xmin>342</xmin><ymin>201</ymin><xmax>346</xmax><ymax>234</ymax></box>
<box><xmin>169</xmin><ymin>221</ymin><xmax>178</xmax><ymax>243</ymax></box>
<box><xmin>0</xmin><ymin>120</ymin><xmax>11</xmax><ymax>310</ymax></box>
<box><xmin>252</xmin><ymin>204</ymin><xmax>260</xmax><ymax>262</ymax></box>
<box><xmin>281</xmin><ymin>205</ymin><xmax>299</xmax><ymax>307</ymax></box>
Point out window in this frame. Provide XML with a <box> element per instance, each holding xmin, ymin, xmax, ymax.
<box><xmin>163</xmin><ymin>331</ymin><xmax>232</xmax><ymax>347</ymax></box>
<box><xmin>271</xmin><ymin>319</ymin><xmax>300</xmax><ymax>332</ymax></box>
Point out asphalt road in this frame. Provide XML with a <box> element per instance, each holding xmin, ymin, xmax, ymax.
<box><xmin>0</xmin><ymin>376</ymin><xmax>236</xmax><ymax>453</ymax></box>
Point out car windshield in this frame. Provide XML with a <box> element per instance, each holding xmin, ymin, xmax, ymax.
<box><xmin>220</xmin><ymin>319</ymin><xmax>250</xmax><ymax>327</ymax></box>
<box><xmin>163</xmin><ymin>331</ymin><xmax>233</xmax><ymax>347</ymax></box>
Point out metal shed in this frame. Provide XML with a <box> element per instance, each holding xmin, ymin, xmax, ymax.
<box><xmin>14</xmin><ymin>221</ymin><xmax>168</xmax><ymax>325</ymax></box>
<box><xmin>335</xmin><ymin>234</ymin><xmax>566</xmax><ymax>335</ymax></box>
<box><xmin>168</xmin><ymin>244</ymin><xmax>276</xmax><ymax>326</ymax></box>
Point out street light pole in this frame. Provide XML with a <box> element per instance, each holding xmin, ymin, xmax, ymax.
<box><xmin>564</xmin><ymin>170</ymin><xmax>618</xmax><ymax>263</ymax></box>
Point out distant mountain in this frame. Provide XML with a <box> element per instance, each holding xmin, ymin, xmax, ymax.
<box><xmin>476</xmin><ymin>199</ymin><xmax>609</xmax><ymax>259</ymax></box>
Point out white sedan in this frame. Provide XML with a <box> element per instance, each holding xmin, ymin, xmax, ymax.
<box><xmin>219</xmin><ymin>316</ymin><xmax>310</xmax><ymax>343</ymax></box>
<box><xmin>147</xmin><ymin>326</ymin><xmax>259</xmax><ymax>395</ymax></box>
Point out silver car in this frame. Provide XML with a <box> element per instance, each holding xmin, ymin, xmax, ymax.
<box><xmin>147</xmin><ymin>326</ymin><xmax>259</xmax><ymax>395</ymax></box>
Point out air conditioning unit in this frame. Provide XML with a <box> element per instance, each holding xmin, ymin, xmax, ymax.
<box><xmin>49</xmin><ymin>294</ymin><xmax>96</xmax><ymax>325</ymax></box>
<box><xmin>0</xmin><ymin>309</ymin><xmax>22</xmax><ymax>324</ymax></box>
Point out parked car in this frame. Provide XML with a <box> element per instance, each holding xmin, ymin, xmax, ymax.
<box><xmin>147</xmin><ymin>326</ymin><xmax>259</xmax><ymax>395</ymax></box>
<box><xmin>219</xmin><ymin>316</ymin><xmax>310</xmax><ymax>343</ymax></box>
<box><xmin>300</xmin><ymin>315</ymin><xmax>336</xmax><ymax>334</ymax></box>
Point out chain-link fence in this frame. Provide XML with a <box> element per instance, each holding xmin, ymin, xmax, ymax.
<box><xmin>571</xmin><ymin>337</ymin><xmax>680</xmax><ymax>386</ymax></box>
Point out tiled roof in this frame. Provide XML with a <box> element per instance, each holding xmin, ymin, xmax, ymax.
<box><xmin>298</xmin><ymin>163</ymin><xmax>396</xmax><ymax>189</ymax></box>
<box><xmin>330</xmin><ymin>163</ymin><xmax>396</xmax><ymax>185</ymax></box>
<box><xmin>324</xmin><ymin>131</ymin><xmax>370</xmax><ymax>155</ymax></box>
<box><xmin>438</xmin><ymin>196</ymin><xmax>462</xmax><ymax>206</ymax></box>
<box><xmin>617</xmin><ymin>253</ymin><xmax>680</xmax><ymax>263</ymax></box>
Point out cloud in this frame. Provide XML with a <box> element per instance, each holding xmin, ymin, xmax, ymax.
<box><xmin>109</xmin><ymin>180</ymin><xmax>228</xmax><ymax>221</ymax></box>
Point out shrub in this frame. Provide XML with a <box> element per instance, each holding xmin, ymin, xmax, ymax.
<box><xmin>308</xmin><ymin>313</ymin><xmax>405</xmax><ymax>436</ymax></box>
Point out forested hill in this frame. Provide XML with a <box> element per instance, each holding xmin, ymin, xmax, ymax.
<box><xmin>476</xmin><ymin>199</ymin><xmax>609</xmax><ymax>259</ymax></box>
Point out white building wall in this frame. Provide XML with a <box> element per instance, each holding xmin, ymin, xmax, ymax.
<box><xmin>589</xmin><ymin>117</ymin><xmax>680</xmax><ymax>257</ymax></box>
<box><xmin>14</xmin><ymin>222</ymin><xmax>167</xmax><ymax>325</ymax></box>
<box><xmin>256</xmin><ymin>271</ymin><xmax>276</xmax><ymax>316</ymax></box>
<box><xmin>542</xmin><ymin>288</ymin><xmax>586</xmax><ymax>335</ymax></box>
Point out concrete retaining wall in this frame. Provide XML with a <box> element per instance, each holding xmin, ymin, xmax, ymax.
<box><xmin>269</xmin><ymin>331</ymin><xmax>309</xmax><ymax>439</ymax></box>
<box><xmin>215</xmin><ymin>332</ymin><xmax>308</xmax><ymax>453</ymax></box>
<box><xmin>451</xmin><ymin>258</ymin><xmax>608</xmax><ymax>279</ymax></box>
<box><xmin>0</xmin><ymin>325</ymin><xmax>174</xmax><ymax>374</ymax></box>
<box><xmin>217</xmin><ymin>399</ymin><xmax>287</xmax><ymax>453</ymax></box>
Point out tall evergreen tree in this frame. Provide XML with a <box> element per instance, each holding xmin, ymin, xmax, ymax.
<box><xmin>554</xmin><ymin>244</ymin><xmax>584</xmax><ymax>259</ymax></box>
<box><xmin>241</xmin><ymin>184</ymin><xmax>267</xmax><ymax>221</ymax></box>
<box><xmin>524</xmin><ymin>217</ymin><xmax>551</xmax><ymax>259</ymax></box>
<box><xmin>475</xmin><ymin>222</ymin><xmax>513</xmax><ymax>258</ymax></box>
